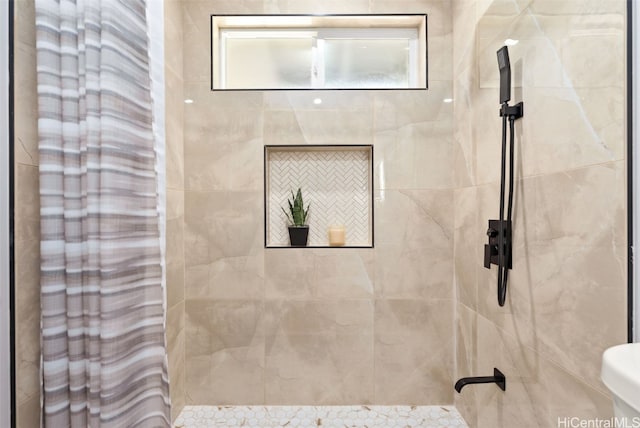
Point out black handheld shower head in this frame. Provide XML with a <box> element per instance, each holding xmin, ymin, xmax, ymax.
<box><xmin>497</xmin><ymin>46</ymin><xmax>511</xmax><ymax>104</ymax></box>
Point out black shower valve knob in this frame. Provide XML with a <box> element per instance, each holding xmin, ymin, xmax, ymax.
<box><xmin>487</xmin><ymin>227</ymin><xmax>499</xmax><ymax>238</ymax></box>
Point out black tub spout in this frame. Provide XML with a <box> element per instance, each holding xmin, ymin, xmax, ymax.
<box><xmin>455</xmin><ymin>368</ymin><xmax>506</xmax><ymax>393</ymax></box>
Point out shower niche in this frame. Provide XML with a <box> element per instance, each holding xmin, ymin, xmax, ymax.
<box><xmin>264</xmin><ymin>145</ymin><xmax>374</xmax><ymax>248</ymax></box>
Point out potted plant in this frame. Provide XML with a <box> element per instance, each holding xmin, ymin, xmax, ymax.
<box><xmin>281</xmin><ymin>188</ymin><xmax>310</xmax><ymax>247</ymax></box>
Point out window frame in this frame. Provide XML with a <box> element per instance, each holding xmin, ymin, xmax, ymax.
<box><xmin>210</xmin><ymin>14</ymin><xmax>428</xmax><ymax>91</ymax></box>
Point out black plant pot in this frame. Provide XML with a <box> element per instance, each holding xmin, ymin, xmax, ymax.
<box><xmin>288</xmin><ymin>225</ymin><xmax>309</xmax><ymax>247</ymax></box>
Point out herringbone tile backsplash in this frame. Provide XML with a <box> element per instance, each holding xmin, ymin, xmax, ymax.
<box><xmin>266</xmin><ymin>146</ymin><xmax>373</xmax><ymax>247</ymax></box>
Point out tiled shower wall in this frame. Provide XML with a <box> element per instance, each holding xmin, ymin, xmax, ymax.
<box><xmin>11</xmin><ymin>0</ymin><xmax>631</xmax><ymax>426</ymax></box>
<box><xmin>452</xmin><ymin>1</ymin><xmax>627</xmax><ymax>426</ymax></box>
<box><xmin>181</xmin><ymin>0</ymin><xmax>456</xmax><ymax>405</ymax></box>
<box><xmin>165</xmin><ymin>0</ymin><xmax>187</xmax><ymax>420</ymax></box>
<box><xmin>13</xmin><ymin>1</ymin><xmax>40</xmax><ymax>426</ymax></box>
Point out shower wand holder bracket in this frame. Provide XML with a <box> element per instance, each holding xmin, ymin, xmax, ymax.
<box><xmin>484</xmin><ymin>219</ymin><xmax>512</xmax><ymax>270</ymax></box>
<box><xmin>499</xmin><ymin>101</ymin><xmax>524</xmax><ymax>120</ymax></box>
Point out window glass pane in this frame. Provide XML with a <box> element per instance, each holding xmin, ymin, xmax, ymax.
<box><xmin>212</xmin><ymin>15</ymin><xmax>427</xmax><ymax>90</ymax></box>
<box><xmin>225</xmin><ymin>38</ymin><xmax>313</xmax><ymax>89</ymax></box>
<box><xmin>323</xmin><ymin>39</ymin><xmax>411</xmax><ymax>88</ymax></box>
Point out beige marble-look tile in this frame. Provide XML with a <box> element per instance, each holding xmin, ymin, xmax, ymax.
<box><xmin>184</xmin><ymin>0</ymin><xmax>265</xmax><ymax>14</ymax></box>
<box><xmin>189</xmin><ymin>84</ymin><xmax>265</xmax><ymax>110</ymax></box>
<box><xmin>167</xmin><ymin>300</ymin><xmax>185</xmax><ymax>354</ymax></box>
<box><xmin>184</xmin><ymin>265</ymin><xmax>209</xmax><ymax>299</ymax></box>
<box><xmin>474</xmin><ymin>164</ymin><xmax>626</xmax><ymax>394</ymax></box>
<box><xmin>477</xmin><ymin>33</ymin><xmax>565</xmax><ymax>91</ymax></box>
<box><xmin>207</xmin><ymin>255</ymin><xmax>265</xmax><ymax>299</ymax></box>
<box><xmin>374</xmin><ymin>299</ymin><xmax>454</xmax><ymax>404</ymax></box>
<box><xmin>15</xmin><ymin>166</ymin><xmax>40</xmax><ymax>243</ymax></box>
<box><xmin>473</xmin><ymin>314</ymin><xmax>544</xmax><ymax>428</ymax></box>
<box><xmin>182</xmin><ymin>2</ymin><xmax>217</xmax><ymax>84</ymax></box>
<box><xmin>476</xmin><ymin>3</ymin><xmax>623</xmax><ymax>91</ymax></box>
<box><xmin>183</xmin><ymin>218</ymin><xmax>211</xmax><ymax>268</ymax></box>
<box><xmin>183</xmin><ymin>86</ymin><xmax>264</xmax><ymax>192</ymax></box>
<box><xmin>452</xmin><ymin>0</ymin><xmax>478</xmax><ymax>75</ymax></box>
<box><xmin>477</xmin><ymin>164</ymin><xmax>626</xmax><ymax>376</ymax></box>
<box><xmin>530</xmin><ymin>0</ymin><xmax>626</xmax><ymax>16</ymax></box>
<box><xmin>186</xmin><ymin>299</ymin><xmax>264</xmax><ymax>355</ymax></box>
<box><xmin>164</xmin><ymin>0</ymin><xmax>184</xmax><ymax>79</ymax></box>
<box><xmin>264</xmin><ymin>91</ymin><xmax>373</xmax><ymax>145</ymax></box>
<box><xmin>264</xmin><ymin>90</ymin><xmax>373</xmax><ymax>112</ymax></box>
<box><xmin>183</xmin><ymin>1</ymin><xmax>264</xmax><ymax>83</ymax></box>
<box><xmin>183</xmin><ymin>127</ymin><xmax>263</xmax><ymax>192</ymax></box>
<box><xmin>15</xmin><ymin>214</ymin><xmax>39</xmax><ymax>243</ymax></box>
<box><xmin>165</xmin><ymin>68</ymin><xmax>185</xmax><ymax>191</ymax></box>
<box><xmin>392</xmin><ymin>1</ymin><xmax>452</xmax><ymax>82</ymax></box>
<box><xmin>167</xmin><ymin>189</ymin><xmax>185</xmax><ymax>221</ymax></box>
<box><xmin>185</xmin><ymin>299</ymin><xmax>265</xmax><ymax>404</ymax></box>
<box><xmin>374</xmin><ymin>82</ymin><xmax>453</xmax><ymax>132</ymax></box>
<box><xmin>429</xmin><ymin>36</ymin><xmax>453</xmax><ymax>82</ymax></box>
<box><xmin>184</xmin><ymin>355</ymin><xmax>213</xmax><ymax>405</ymax></box>
<box><xmin>469</xmin><ymin>87</ymin><xmax>503</xmax><ymax>187</ymax></box>
<box><xmin>15</xmin><ymin>0</ymin><xmax>36</xmax><ymax>48</ymax></box>
<box><xmin>513</xmin><ymin>87</ymin><xmax>620</xmax><ymax>178</ymax></box>
<box><xmin>474</xmin><ymin>313</ymin><xmax>614</xmax><ymax>428</ymax></box>
<box><xmin>452</xmin><ymin>63</ymin><xmax>476</xmax><ymax>188</ymax></box>
<box><xmin>476</xmin><ymin>2</ymin><xmax>533</xmax><ymax>42</ymax></box>
<box><xmin>264</xmin><ymin>109</ymin><xmax>373</xmax><ymax>146</ymax></box>
<box><xmin>454</xmin><ymin>187</ymin><xmax>478</xmax><ymax>310</ymax></box>
<box><xmin>513</xmin><ymin>240</ymin><xmax>624</xmax><ymax>392</ymax></box>
<box><xmin>264</xmin><ymin>300</ymin><xmax>374</xmax><ymax>404</ymax></box>
<box><xmin>454</xmin><ymin>303</ymin><xmax>478</xmax><ymax>428</ymax></box>
<box><xmin>167</xmin><ymin>302</ymin><xmax>185</xmax><ymax>419</ymax></box>
<box><xmin>375</xmin><ymin>120</ymin><xmax>454</xmax><ymax>190</ymax></box>
<box><xmin>171</xmin><ymin>374</ymin><xmax>186</xmax><ymax>424</ymax></box>
<box><xmin>532</xmin><ymin>162</ymin><xmax>625</xmax><ymax>247</ymax></box>
<box><xmin>14</xmin><ymin>41</ymin><xmax>39</xmax><ymax>167</ymax></box>
<box><xmin>313</xmin><ymin>249</ymin><xmax>374</xmax><ymax>299</ymax></box>
<box><xmin>374</xmin><ymin>190</ymin><xmax>453</xmax><ymax>300</ymax></box>
<box><xmin>452</xmin><ymin>117</ymin><xmax>476</xmax><ymax>189</ymax></box>
<box><xmin>265</xmin><ymin>248</ymin><xmax>375</xmax><ymax>300</ymax></box>
<box><xmin>451</xmin><ymin>0</ymin><xmax>478</xmax><ymax>188</ymax></box>
<box><xmin>16</xmin><ymin>164</ymin><xmax>39</xmax><ymax>222</ymax></box>
<box><xmin>264</xmin><ymin>0</ymin><xmax>369</xmax><ymax>14</ymax></box>
<box><xmin>535</xmin><ymin>364</ymin><xmax>613</xmax><ymax>427</ymax></box>
<box><xmin>370</xmin><ymin>0</ymin><xmax>448</xmax><ymax>18</ymax></box>
<box><xmin>15</xmin><ymin>236</ymin><xmax>40</xmax><ymax>405</ymax></box>
<box><xmin>184</xmin><ymin>191</ymin><xmax>265</xmax><ymax>300</ymax></box>
<box><xmin>17</xmin><ymin>394</ymin><xmax>41</xmax><ymax>428</ymax></box>
<box><xmin>265</xmin><ymin>249</ymin><xmax>316</xmax><ymax>299</ymax></box>
<box><xmin>573</xmin><ymin>86</ymin><xmax>625</xmax><ymax>161</ymax></box>
<box><xmin>184</xmin><ymin>190</ymin><xmax>264</xmax><ymax>262</ymax></box>
<box><xmin>167</xmin><ymin>217</ymin><xmax>186</xmax><ymax>309</ymax></box>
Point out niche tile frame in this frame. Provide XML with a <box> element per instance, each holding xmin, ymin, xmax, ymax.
<box><xmin>264</xmin><ymin>145</ymin><xmax>374</xmax><ymax>248</ymax></box>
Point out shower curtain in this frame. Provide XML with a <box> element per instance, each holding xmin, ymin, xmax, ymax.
<box><xmin>36</xmin><ymin>0</ymin><xmax>171</xmax><ymax>426</ymax></box>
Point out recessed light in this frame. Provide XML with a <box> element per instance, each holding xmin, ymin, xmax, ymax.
<box><xmin>504</xmin><ymin>39</ymin><xmax>519</xmax><ymax>46</ymax></box>
<box><xmin>313</xmin><ymin>98</ymin><xmax>322</xmax><ymax>105</ymax></box>
<box><xmin>443</xmin><ymin>98</ymin><xmax>453</xmax><ymax>103</ymax></box>
<box><xmin>184</xmin><ymin>99</ymin><xmax>194</xmax><ymax>104</ymax></box>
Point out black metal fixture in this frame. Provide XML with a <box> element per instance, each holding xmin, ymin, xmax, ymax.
<box><xmin>454</xmin><ymin>368</ymin><xmax>506</xmax><ymax>393</ymax></box>
<box><xmin>484</xmin><ymin>46</ymin><xmax>524</xmax><ymax>307</ymax></box>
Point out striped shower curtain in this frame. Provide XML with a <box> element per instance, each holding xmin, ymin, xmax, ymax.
<box><xmin>36</xmin><ymin>0</ymin><xmax>171</xmax><ymax>426</ymax></box>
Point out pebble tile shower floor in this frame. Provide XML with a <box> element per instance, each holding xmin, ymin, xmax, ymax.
<box><xmin>174</xmin><ymin>405</ymin><xmax>469</xmax><ymax>428</ymax></box>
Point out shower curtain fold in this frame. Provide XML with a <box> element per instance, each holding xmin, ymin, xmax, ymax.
<box><xmin>36</xmin><ymin>0</ymin><xmax>171</xmax><ymax>426</ymax></box>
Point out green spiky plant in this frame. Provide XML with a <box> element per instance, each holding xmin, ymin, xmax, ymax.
<box><xmin>281</xmin><ymin>188</ymin><xmax>310</xmax><ymax>226</ymax></box>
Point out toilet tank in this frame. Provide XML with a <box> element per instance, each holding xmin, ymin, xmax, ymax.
<box><xmin>601</xmin><ymin>343</ymin><xmax>640</xmax><ymax>418</ymax></box>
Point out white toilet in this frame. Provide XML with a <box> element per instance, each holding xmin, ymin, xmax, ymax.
<box><xmin>601</xmin><ymin>343</ymin><xmax>640</xmax><ymax>419</ymax></box>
